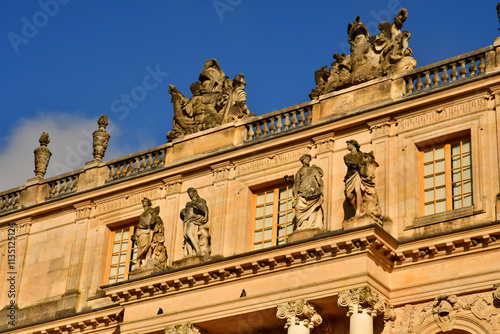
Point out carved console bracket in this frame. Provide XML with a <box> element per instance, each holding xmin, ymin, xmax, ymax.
<box><xmin>276</xmin><ymin>299</ymin><xmax>323</xmax><ymax>329</ymax></box>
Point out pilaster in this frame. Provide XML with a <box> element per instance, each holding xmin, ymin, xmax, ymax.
<box><xmin>163</xmin><ymin>175</ymin><xmax>183</xmax><ymax>265</ymax></box>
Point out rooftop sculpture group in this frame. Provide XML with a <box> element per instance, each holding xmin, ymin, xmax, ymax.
<box><xmin>310</xmin><ymin>8</ymin><xmax>416</xmax><ymax>99</ymax></box>
<box><xmin>167</xmin><ymin>59</ymin><xmax>254</xmax><ymax>141</ymax></box>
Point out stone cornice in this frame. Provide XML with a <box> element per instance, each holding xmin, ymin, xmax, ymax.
<box><xmin>99</xmin><ymin>222</ymin><xmax>500</xmax><ymax>306</ymax></box>
<box><xmin>5</xmin><ymin>305</ymin><xmax>122</xmax><ymax>334</ymax></box>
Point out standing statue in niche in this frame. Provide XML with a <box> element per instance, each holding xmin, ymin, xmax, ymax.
<box><xmin>181</xmin><ymin>188</ymin><xmax>211</xmax><ymax>258</ymax></box>
<box><xmin>343</xmin><ymin>140</ymin><xmax>381</xmax><ymax>222</ymax></box>
<box><xmin>131</xmin><ymin>198</ymin><xmax>168</xmax><ymax>271</ymax></box>
<box><xmin>284</xmin><ymin>154</ymin><xmax>325</xmax><ymax>231</ymax></box>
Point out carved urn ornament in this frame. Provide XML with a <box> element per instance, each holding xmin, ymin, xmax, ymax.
<box><xmin>167</xmin><ymin>59</ymin><xmax>254</xmax><ymax>141</ymax></box>
<box><xmin>310</xmin><ymin>8</ymin><xmax>416</xmax><ymax>99</ymax></box>
<box><xmin>92</xmin><ymin>114</ymin><xmax>110</xmax><ymax>160</ymax></box>
<box><xmin>34</xmin><ymin>132</ymin><xmax>52</xmax><ymax>178</ymax></box>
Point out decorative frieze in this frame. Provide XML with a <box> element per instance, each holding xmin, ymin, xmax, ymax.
<box><xmin>74</xmin><ymin>201</ymin><xmax>94</xmax><ymax>220</ymax></box>
<box><xmin>236</xmin><ymin>147</ymin><xmax>310</xmax><ymax>176</ymax></box>
<box><xmin>211</xmin><ymin>162</ymin><xmax>234</xmax><ymax>182</ymax></box>
<box><xmin>338</xmin><ymin>286</ymin><xmax>386</xmax><ymax>317</ymax></box>
<box><xmin>165</xmin><ymin>323</ymin><xmax>202</xmax><ymax>334</ymax></box>
<box><xmin>276</xmin><ymin>299</ymin><xmax>322</xmax><ymax>329</ymax></box>
<box><xmin>312</xmin><ymin>133</ymin><xmax>335</xmax><ymax>154</ymax></box>
<box><xmin>368</xmin><ymin>119</ymin><xmax>391</xmax><ymax>139</ymax></box>
<box><xmin>390</xmin><ymin>290</ymin><xmax>500</xmax><ymax>334</ymax></box>
<box><xmin>96</xmin><ymin>189</ymin><xmax>158</xmax><ymax>214</ymax></box>
<box><xmin>396</xmin><ymin>97</ymin><xmax>487</xmax><ymax>133</ymax></box>
<box><xmin>163</xmin><ymin>176</ymin><xmax>182</xmax><ymax>196</ymax></box>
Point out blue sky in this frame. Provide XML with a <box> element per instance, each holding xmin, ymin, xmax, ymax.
<box><xmin>1</xmin><ymin>0</ymin><xmax>499</xmax><ymax>191</ymax></box>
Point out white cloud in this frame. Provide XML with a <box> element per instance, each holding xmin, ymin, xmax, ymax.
<box><xmin>0</xmin><ymin>111</ymin><xmax>127</xmax><ymax>192</ymax></box>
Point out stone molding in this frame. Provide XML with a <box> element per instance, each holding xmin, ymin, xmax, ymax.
<box><xmin>73</xmin><ymin>200</ymin><xmax>94</xmax><ymax>220</ymax></box>
<box><xmin>165</xmin><ymin>323</ymin><xmax>202</xmax><ymax>334</ymax></box>
<box><xmin>396</xmin><ymin>97</ymin><xmax>487</xmax><ymax>133</ymax></box>
<box><xmin>163</xmin><ymin>175</ymin><xmax>183</xmax><ymax>196</ymax></box>
<box><xmin>211</xmin><ymin>161</ymin><xmax>234</xmax><ymax>183</ymax></box>
<box><xmin>311</xmin><ymin>133</ymin><xmax>335</xmax><ymax>154</ymax></box>
<box><xmin>338</xmin><ymin>286</ymin><xmax>386</xmax><ymax>317</ymax></box>
<box><xmin>276</xmin><ymin>299</ymin><xmax>322</xmax><ymax>329</ymax></box>
<box><xmin>368</xmin><ymin>118</ymin><xmax>392</xmax><ymax>139</ymax></box>
<box><xmin>102</xmin><ymin>223</ymin><xmax>500</xmax><ymax>304</ymax></box>
<box><xmin>235</xmin><ymin>147</ymin><xmax>310</xmax><ymax>176</ymax></box>
<box><xmin>95</xmin><ymin>188</ymin><xmax>159</xmax><ymax>215</ymax></box>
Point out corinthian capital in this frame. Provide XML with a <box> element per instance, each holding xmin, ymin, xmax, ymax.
<box><xmin>338</xmin><ymin>286</ymin><xmax>386</xmax><ymax>317</ymax></box>
<box><xmin>276</xmin><ymin>299</ymin><xmax>323</xmax><ymax>329</ymax></box>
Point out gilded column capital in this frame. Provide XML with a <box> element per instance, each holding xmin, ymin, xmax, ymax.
<box><xmin>165</xmin><ymin>323</ymin><xmax>202</xmax><ymax>334</ymax></box>
<box><xmin>276</xmin><ymin>299</ymin><xmax>323</xmax><ymax>329</ymax></box>
<box><xmin>338</xmin><ymin>286</ymin><xmax>386</xmax><ymax>317</ymax></box>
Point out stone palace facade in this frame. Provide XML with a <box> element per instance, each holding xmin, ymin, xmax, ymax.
<box><xmin>2</xmin><ymin>7</ymin><xmax>500</xmax><ymax>334</ymax></box>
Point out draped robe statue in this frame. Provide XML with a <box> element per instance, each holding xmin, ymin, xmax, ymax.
<box><xmin>285</xmin><ymin>154</ymin><xmax>325</xmax><ymax>231</ymax></box>
<box><xmin>181</xmin><ymin>188</ymin><xmax>211</xmax><ymax>258</ymax></box>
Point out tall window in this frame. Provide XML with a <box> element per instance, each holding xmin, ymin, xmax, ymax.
<box><xmin>420</xmin><ymin>138</ymin><xmax>472</xmax><ymax>216</ymax></box>
<box><xmin>106</xmin><ymin>226</ymin><xmax>138</xmax><ymax>284</ymax></box>
<box><xmin>252</xmin><ymin>185</ymin><xmax>294</xmax><ymax>250</ymax></box>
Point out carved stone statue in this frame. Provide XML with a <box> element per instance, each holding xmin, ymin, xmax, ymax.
<box><xmin>131</xmin><ymin>198</ymin><xmax>168</xmax><ymax>271</ymax></box>
<box><xmin>343</xmin><ymin>140</ymin><xmax>381</xmax><ymax>222</ymax></box>
<box><xmin>34</xmin><ymin>132</ymin><xmax>52</xmax><ymax>178</ymax></box>
<box><xmin>167</xmin><ymin>59</ymin><xmax>254</xmax><ymax>141</ymax></box>
<box><xmin>181</xmin><ymin>188</ymin><xmax>210</xmax><ymax>258</ymax></box>
<box><xmin>310</xmin><ymin>8</ymin><xmax>416</xmax><ymax>99</ymax></box>
<box><xmin>284</xmin><ymin>154</ymin><xmax>324</xmax><ymax>231</ymax></box>
<box><xmin>92</xmin><ymin>114</ymin><xmax>110</xmax><ymax>160</ymax></box>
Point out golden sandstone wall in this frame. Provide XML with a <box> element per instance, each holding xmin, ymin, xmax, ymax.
<box><xmin>1</xmin><ymin>34</ymin><xmax>500</xmax><ymax>334</ymax></box>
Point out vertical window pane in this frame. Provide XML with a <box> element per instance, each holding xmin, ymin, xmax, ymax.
<box><xmin>424</xmin><ymin>189</ymin><xmax>434</xmax><ymax>202</ymax></box>
<box><xmin>278</xmin><ymin>188</ymin><xmax>287</xmax><ymax>199</ymax></box>
<box><xmin>254</xmin><ymin>230</ymin><xmax>262</xmax><ymax>242</ymax></box>
<box><xmin>435</xmin><ymin>147</ymin><xmax>445</xmax><ymax>160</ymax></box>
<box><xmin>435</xmin><ymin>173</ymin><xmax>445</xmax><ymax>187</ymax></box>
<box><xmin>451</xmin><ymin>156</ymin><xmax>461</xmax><ymax>169</ymax></box>
<box><xmin>256</xmin><ymin>193</ymin><xmax>265</xmax><ymax>205</ymax></box>
<box><xmin>278</xmin><ymin>200</ymin><xmax>286</xmax><ymax>212</ymax></box>
<box><xmin>453</xmin><ymin>197</ymin><xmax>463</xmax><ymax>209</ymax></box>
<box><xmin>435</xmin><ymin>160</ymin><xmax>445</xmax><ymax>173</ymax></box>
<box><xmin>122</xmin><ymin>229</ymin><xmax>129</xmax><ymax>239</ymax></box>
<box><xmin>424</xmin><ymin>163</ymin><xmax>433</xmax><ymax>175</ymax></box>
<box><xmin>462</xmin><ymin>152</ymin><xmax>471</xmax><ymax>166</ymax></box>
<box><xmin>435</xmin><ymin>200</ymin><xmax>446</xmax><ymax>213</ymax></box>
<box><xmin>264</xmin><ymin>216</ymin><xmax>273</xmax><ymax>227</ymax></box>
<box><xmin>265</xmin><ymin>191</ymin><xmax>273</xmax><ymax>203</ymax></box>
<box><xmin>435</xmin><ymin>187</ymin><xmax>445</xmax><ymax>200</ymax></box>
<box><xmin>452</xmin><ymin>183</ymin><xmax>462</xmax><ymax>196</ymax></box>
<box><xmin>265</xmin><ymin>204</ymin><xmax>273</xmax><ymax>215</ymax></box>
<box><xmin>112</xmin><ymin>242</ymin><xmax>120</xmax><ymax>253</ymax></box>
<box><xmin>463</xmin><ymin>194</ymin><xmax>472</xmax><ymax>207</ymax></box>
<box><xmin>254</xmin><ymin>243</ymin><xmax>262</xmax><ymax>250</ymax></box>
<box><xmin>111</xmin><ymin>254</ymin><xmax>119</xmax><ymax>265</ymax></box>
<box><xmin>463</xmin><ymin>166</ymin><xmax>472</xmax><ymax>179</ymax></box>
<box><xmin>463</xmin><ymin>180</ymin><xmax>472</xmax><ymax>193</ymax></box>
<box><xmin>424</xmin><ymin>176</ymin><xmax>434</xmax><ymax>188</ymax></box>
<box><xmin>113</xmin><ymin>231</ymin><xmax>122</xmax><ymax>241</ymax></box>
<box><xmin>255</xmin><ymin>218</ymin><xmax>263</xmax><ymax>229</ymax></box>
<box><xmin>451</xmin><ymin>143</ymin><xmax>461</xmax><ymax>155</ymax></box>
<box><xmin>256</xmin><ymin>206</ymin><xmax>264</xmax><ymax>217</ymax></box>
<box><xmin>423</xmin><ymin>150</ymin><xmax>433</xmax><ymax>162</ymax></box>
<box><xmin>425</xmin><ymin>203</ymin><xmax>434</xmax><ymax>215</ymax></box>
<box><xmin>452</xmin><ymin>169</ymin><xmax>461</xmax><ymax>182</ymax></box>
<box><xmin>462</xmin><ymin>140</ymin><xmax>471</xmax><ymax>152</ymax></box>
<box><xmin>263</xmin><ymin>241</ymin><xmax>272</xmax><ymax>248</ymax></box>
<box><xmin>263</xmin><ymin>228</ymin><xmax>272</xmax><ymax>240</ymax></box>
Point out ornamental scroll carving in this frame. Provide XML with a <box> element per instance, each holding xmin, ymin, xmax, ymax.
<box><xmin>167</xmin><ymin>59</ymin><xmax>254</xmax><ymax>141</ymax></box>
<box><xmin>310</xmin><ymin>8</ymin><xmax>416</xmax><ymax>99</ymax></box>
<box><xmin>276</xmin><ymin>299</ymin><xmax>323</xmax><ymax>329</ymax></box>
<box><xmin>165</xmin><ymin>323</ymin><xmax>202</xmax><ymax>334</ymax></box>
<box><xmin>389</xmin><ymin>291</ymin><xmax>500</xmax><ymax>334</ymax></box>
<box><xmin>337</xmin><ymin>286</ymin><xmax>386</xmax><ymax>317</ymax></box>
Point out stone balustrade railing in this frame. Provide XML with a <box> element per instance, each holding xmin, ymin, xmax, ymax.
<box><xmin>47</xmin><ymin>175</ymin><xmax>79</xmax><ymax>199</ymax></box>
<box><xmin>403</xmin><ymin>45</ymin><xmax>495</xmax><ymax>96</ymax></box>
<box><xmin>107</xmin><ymin>146</ymin><xmax>167</xmax><ymax>181</ymax></box>
<box><xmin>0</xmin><ymin>190</ymin><xmax>22</xmax><ymax>212</ymax></box>
<box><xmin>242</xmin><ymin>103</ymin><xmax>315</xmax><ymax>142</ymax></box>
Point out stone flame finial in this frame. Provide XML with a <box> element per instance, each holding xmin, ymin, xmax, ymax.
<box><xmin>34</xmin><ymin>132</ymin><xmax>52</xmax><ymax>178</ymax></box>
<box><xmin>92</xmin><ymin>114</ymin><xmax>110</xmax><ymax>160</ymax></box>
